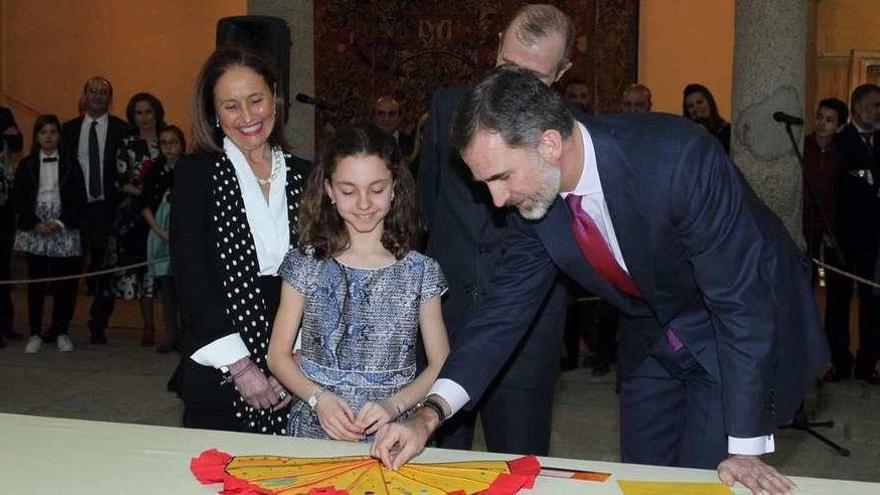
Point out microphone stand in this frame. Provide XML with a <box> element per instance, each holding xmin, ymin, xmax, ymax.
<box><xmin>782</xmin><ymin>122</ymin><xmax>845</xmax><ymax>267</ymax></box>
<box><xmin>778</xmin><ymin>120</ymin><xmax>850</xmax><ymax>457</ymax></box>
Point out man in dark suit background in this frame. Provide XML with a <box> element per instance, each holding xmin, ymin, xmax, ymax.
<box><xmin>375</xmin><ymin>67</ymin><xmax>829</xmax><ymax>495</ymax></box>
<box><xmin>417</xmin><ymin>4</ymin><xmax>573</xmax><ymax>456</ymax></box>
<box><xmin>372</xmin><ymin>96</ymin><xmax>415</xmax><ymax>160</ymax></box>
<box><xmin>0</xmin><ymin>105</ymin><xmax>24</xmax><ymax>346</ymax></box>
<box><xmin>62</xmin><ymin>76</ymin><xmax>129</xmax><ymax>344</ymax></box>
<box><xmin>824</xmin><ymin>83</ymin><xmax>880</xmax><ymax>385</ymax></box>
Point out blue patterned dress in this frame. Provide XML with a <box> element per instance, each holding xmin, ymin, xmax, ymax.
<box><xmin>278</xmin><ymin>248</ymin><xmax>446</xmax><ymax>440</ymax></box>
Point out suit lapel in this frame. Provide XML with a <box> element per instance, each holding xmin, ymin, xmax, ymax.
<box><xmin>532</xmin><ymin>198</ymin><xmax>631</xmax><ymax>309</ymax></box>
<box><xmin>587</xmin><ymin>122</ymin><xmax>657</xmax><ymax>309</ymax></box>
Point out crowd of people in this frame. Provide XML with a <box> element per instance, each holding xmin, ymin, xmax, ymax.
<box><xmin>0</xmin><ymin>79</ymin><xmax>183</xmax><ymax>354</ymax></box>
<box><xmin>1</xmin><ymin>3</ymin><xmax>879</xmax><ymax>495</ymax></box>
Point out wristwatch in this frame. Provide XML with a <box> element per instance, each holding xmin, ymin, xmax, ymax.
<box><xmin>307</xmin><ymin>388</ymin><xmax>325</xmax><ymax>408</ymax></box>
<box><xmin>416</xmin><ymin>396</ymin><xmax>448</xmax><ymax>425</ymax></box>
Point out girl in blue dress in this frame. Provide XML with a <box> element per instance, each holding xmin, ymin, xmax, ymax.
<box><xmin>268</xmin><ymin>124</ymin><xmax>450</xmax><ymax>441</ymax></box>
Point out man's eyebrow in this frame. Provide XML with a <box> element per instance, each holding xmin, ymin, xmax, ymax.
<box><xmin>483</xmin><ymin>171</ymin><xmax>508</xmax><ymax>182</ymax></box>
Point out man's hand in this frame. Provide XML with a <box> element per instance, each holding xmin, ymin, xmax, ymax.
<box><xmin>229</xmin><ymin>357</ymin><xmax>278</xmax><ymax>410</ymax></box>
<box><xmin>718</xmin><ymin>455</ymin><xmax>797</xmax><ymax>494</ymax></box>
<box><xmin>371</xmin><ymin>406</ymin><xmax>440</xmax><ymax>470</ymax></box>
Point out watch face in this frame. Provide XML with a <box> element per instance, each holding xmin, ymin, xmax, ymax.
<box><xmin>308</xmin><ymin>396</ymin><xmax>317</xmax><ymax>408</ymax></box>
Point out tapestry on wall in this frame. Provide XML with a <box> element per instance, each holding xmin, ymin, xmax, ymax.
<box><xmin>313</xmin><ymin>0</ymin><xmax>638</xmax><ymax>148</ymax></box>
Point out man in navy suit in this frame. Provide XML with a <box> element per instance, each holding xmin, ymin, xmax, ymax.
<box><xmin>418</xmin><ymin>4</ymin><xmax>572</xmax><ymax>456</ymax></box>
<box><xmin>374</xmin><ymin>67</ymin><xmax>828</xmax><ymax>495</ymax></box>
<box><xmin>62</xmin><ymin>76</ymin><xmax>130</xmax><ymax>344</ymax></box>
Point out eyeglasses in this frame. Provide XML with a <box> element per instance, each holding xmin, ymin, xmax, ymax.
<box><xmin>159</xmin><ymin>140</ymin><xmax>181</xmax><ymax>146</ymax></box>
<box><xmin>87</xmin><ymin>88</ymin><xmax>110</xmax><ymax>96</ymax></box>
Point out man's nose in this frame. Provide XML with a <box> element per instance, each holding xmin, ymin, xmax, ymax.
<box><xmin>487</xmin><ymin>183</ymin><xmax>508</xmax><ymax>208</ymax></box>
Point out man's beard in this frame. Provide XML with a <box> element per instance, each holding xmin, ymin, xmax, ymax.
<box><xmin>518</xmin><ymin>160</ymin><xmax>561</xmax><ymax>221</ymax></box>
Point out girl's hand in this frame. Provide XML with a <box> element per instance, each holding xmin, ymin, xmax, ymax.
<box><xmin>314</xmin><ymin>392</ymin><xmax>363</xmax><ymax>441</ymax></box>
<box><xmin>35</xmin><ymin>221</ymin><xmax>58</xmax><ymax>234</ymax></box>
<box><xmin>157</xmin><ymin>228</ymin><xmax>170</xmax><ymax>241</ymax></box>
<box><xmin>355</xmin><ymin>400</ymin><xmax>398</xmax><ymax>435</ymax></box>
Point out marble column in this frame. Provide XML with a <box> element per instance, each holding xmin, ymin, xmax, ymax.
<box><xmin>249</xmin><ymin>0</ymin><xmax>315</xmax><ymax>160</ymax></box>
<box><xmin>730</xmin><ymin>0</ymin><xmax>808</xmax><ymax>244</ymax></box>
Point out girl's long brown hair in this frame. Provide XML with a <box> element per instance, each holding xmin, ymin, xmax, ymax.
<box><xmin>297</xmin><ymin>123</ymin><xmax>421</xmax><ymax>260</ymax></box>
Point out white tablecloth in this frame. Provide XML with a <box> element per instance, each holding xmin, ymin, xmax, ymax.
<box><xmin>0</xmin><ymin>413</ymin><xmax>876</xmax><ymax>494</ymax></box>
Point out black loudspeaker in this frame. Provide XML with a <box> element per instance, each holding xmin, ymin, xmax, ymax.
<box><xmin>217</xmin><ymin>16</ymin><xmax>291</xmax><ymax>122</ymax></box>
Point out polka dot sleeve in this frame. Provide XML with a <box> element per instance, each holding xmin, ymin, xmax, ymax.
<box><xmin>278</xmin><ymin>248</ymin><xmax>318</xmax><ymax>296</ymax></box>
<box><xmin>419</xmin><ymin>256</ymin><xmax>448</xmax><ymax>305</ymax></box>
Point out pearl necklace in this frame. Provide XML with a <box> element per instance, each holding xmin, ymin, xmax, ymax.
<box><xmin>255</xmin><ymin>164</ymin><xmax>280</xmax><ymax>186</ymax></box>
<box><xmin>254</xmin><ymin>151</ymin><xmax>281</xmax><ymax>186</ymax></box>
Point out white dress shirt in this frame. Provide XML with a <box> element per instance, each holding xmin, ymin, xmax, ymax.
<box><xmin>430</xmin><ymin>121</ymin><xmax>774</xmax><ymax>456</ymax></box>
<box><xmin>190</xmin><ymin>138</ymin><xmax>290</xmax><ymax>369</ymax></box>
<box><xmin>77</xmin><ymin>113</ymin><xmax>108</xmax><ymax>202</ymax></box>
<box><xmin>37</xmin><ymin>150</ymin><xmax>61</xmax><ymax>207</ymax></box>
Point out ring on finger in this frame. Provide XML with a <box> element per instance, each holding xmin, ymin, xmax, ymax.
<box><xmin>278</xmin><ymin>389</ymin><xmax>287</xmax><ymax>401</ymax></box>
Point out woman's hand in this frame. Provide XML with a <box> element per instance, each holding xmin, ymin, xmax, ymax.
<box><xmin>267</xmin><ymin>376</ymin><xmax>293</xmax><ymax>412</ymax></box>
<box><xmin>229</xmin><ymin>357</ymin><xmax>279</xmax><ymax>410</ymax></box>
<box><xmin>355</xmin><ymin>400</ymin><xmax>398</xmax><ymax>435</ymax></box>
<box><xmin>314</xmin><ymin>392</ymin><xmax>363</xmax><ymax>441</ymax></box>
<box><xmin>156</xmin><ymin>228</ymin><xmax>170</xmax><ymax>241</ymax></box>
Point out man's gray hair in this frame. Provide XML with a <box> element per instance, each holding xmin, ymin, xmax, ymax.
<box><xmin>451</xmin><ymin>65</ymin><xmax>574</xmax><ymax>152</ymax></box>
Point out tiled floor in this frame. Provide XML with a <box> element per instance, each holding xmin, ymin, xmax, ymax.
<box><xmin>1</xmin><ymin>290</ymin><xmax>878</xmax><ymax>484</ymax></box>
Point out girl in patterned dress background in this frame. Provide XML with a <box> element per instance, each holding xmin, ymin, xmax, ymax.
<box><xmin>268</xmin><ymin>123</ymin><xmax>450</xmax><ymax>441</ymax></box>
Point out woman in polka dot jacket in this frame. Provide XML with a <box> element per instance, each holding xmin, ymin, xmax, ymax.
<box><xmin>267</xmin><ymin>123</ymin><xmax>450</xmax><ymax>441</ymax></box>
<box><xmin>170</xmin><ymin>46</ymin><xmax>310</xmax><ymax>434</ymax></box>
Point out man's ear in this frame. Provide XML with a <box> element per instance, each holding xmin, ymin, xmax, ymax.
<box><xmin>537</xmin><ymin>129</ymin><xmax>564</xmax><ymax>162</ymax></box>
<box><xmin>554</xmin><ymin>62</ymin><xmax>573</xmax><ymax>84</ymax></box>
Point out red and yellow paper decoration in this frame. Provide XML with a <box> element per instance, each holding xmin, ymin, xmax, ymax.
<box><xmin>191</xmin><ymin>449</ymin><xmax>546</xmax><ymax>495</ymax></box>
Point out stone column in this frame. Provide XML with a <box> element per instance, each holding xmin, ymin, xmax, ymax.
<box><xmin>249</xmin><ymin>0</ymin><xmax>315</xmax><ymax>160</ymax></box>
<box><xmin>730</xmin><ymin>0</ymin><xmax>808</xmax><ymax>244</ymax></box>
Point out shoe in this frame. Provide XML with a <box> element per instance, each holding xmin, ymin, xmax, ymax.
<box><xmin>25</xmin><ymin>335</ymin><xmax>43</xmax><ymax>353</ymax></box>
<box><xmin>591</xmin><ymin>362</ymin><xmax>611</xmax><ymax>377</ymax></box>
<box><xmin>57</xmin><ymin>335</ymin><xmax>74</xmax><ymax>352</ymax></box>
<box><xmin>854</xmin><ymin>371</ymin><xmax>880</xmax><ymax>385</ymax></box>
<box><xmin>3</xmin><ymin>330</ymin><xmax>23</xmax><ymax>341</ymax></box>
<box><xmin>822</xmin><ymin>368</ymin><xmax>850</xmax><ymax>383</ymax></box>
<box><xmin>0</xmin><ymin>337</ymin><xmax>6</xmax><ymax>349</ymax></box>
<box><xmin>89</xmin><ymin>321</ymin><xmax>107</xmax><ymax>345</ymax></box>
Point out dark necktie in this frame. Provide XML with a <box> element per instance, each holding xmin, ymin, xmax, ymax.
<box><xmin>860</xmin><ymin>132</ymin><xmax>874</xmax><ymax>157</ymax></box>
<box><xmin>88</xmin><ymin>121</ymin><xmax>102</xmax><ymax>199</ymax></box>
<box><xmin>566</xmin><ymin>194</ymin><xmax>641</xmax><ymax>298</ymax></box>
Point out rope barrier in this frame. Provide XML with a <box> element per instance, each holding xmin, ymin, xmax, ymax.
<box><xmin>0</xmin><ymin>257</ymin><xmax>169</xmax><ymax>286</ymax></box>
<box><xmin>811</xmin><ymin>257</ymin><xmax>880</xmax><ymax>290</ymax></box>
<box><xmin>1</xmin><ymin>256</ymin><xmax>878</xmax><ymax>291</ymax></box>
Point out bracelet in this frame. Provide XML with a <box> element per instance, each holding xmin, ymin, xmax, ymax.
<box><xmin>220</xmin><ymin>361</ymin><xmax>254</xmax><ymax>386</ymax></box>
<box><xmin>416</xmin><ymin>398</ymin><xmax>446</xmax><ymax>425</ymax></box>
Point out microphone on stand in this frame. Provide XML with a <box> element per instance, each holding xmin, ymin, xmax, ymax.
<box><xmin>773</xmin><ymin>111</ymin><xmax>805</xmax><ymax>126</ymax></box>
<box><xmin>295</xmin><ymin>93</ymin><xmax>338</xmax><ymax>111</ymax></box>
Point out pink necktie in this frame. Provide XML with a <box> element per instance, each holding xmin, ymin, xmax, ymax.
<box><xmin>566</xmin><ymin>194</ymin><xmax>641</xmax><ymax>298</ymax></box>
